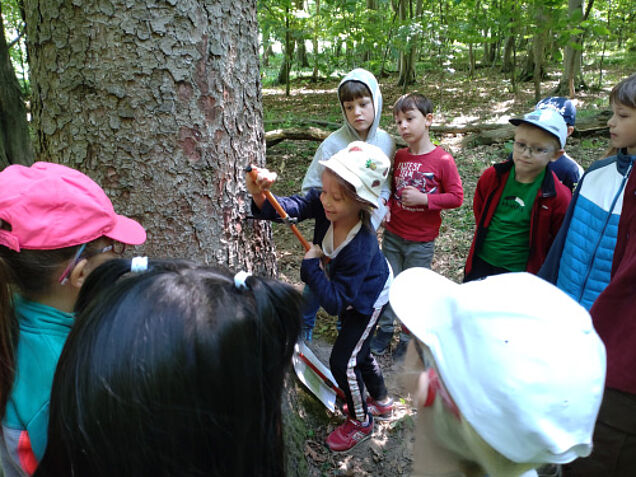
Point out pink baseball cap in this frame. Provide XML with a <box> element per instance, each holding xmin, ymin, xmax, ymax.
<box><xmin>0</xmin><ymin>162</ymin><xmax>146</xmax><ymax>252</ymax></box>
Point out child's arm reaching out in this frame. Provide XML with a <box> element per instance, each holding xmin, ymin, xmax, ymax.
<box><xmin>245</xmin><ymin>166</ymin><xmax>278</xmax><ymax>209</ymax></box>
<box><xmin>245</xmin><ymin>166</ymin><xmax>319</xmax><ymax>251</ymax></box>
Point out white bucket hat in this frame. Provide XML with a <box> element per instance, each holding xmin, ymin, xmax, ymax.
<box><xmin>319</xmin><ymin>141</ymin><xmax>390</xmax><ymax>208</ymax></box>
<box><xmin>389</xmin><ymin>268</ymin><xmax>606</xmax><ymax>465</ymax></box>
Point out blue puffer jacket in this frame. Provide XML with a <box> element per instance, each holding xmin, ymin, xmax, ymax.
<box><xmin>539</xmin><ymin>149</ymin><xmax>635</xmax><ymax>309</ymax></box>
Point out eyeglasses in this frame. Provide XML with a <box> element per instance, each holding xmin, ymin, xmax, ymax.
<box><xmin>59</xmin><ymin>241</ymin><xmax>127</xmax><ymax>285</ymax></box>
<box><xmin>414</xmin><ymin>340</ymin><xmax>461</xmax><ymax>419</ymax></box>
<box><xmin>513</xmin><ymin>141</ymin><xmax>554</xmax><ymax>158</ymax></box>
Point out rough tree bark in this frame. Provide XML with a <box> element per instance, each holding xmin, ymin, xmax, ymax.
<box><xmin>23</xmin><ymin>0</ymin><xmax>275</xmax><ymax>271</ymax></box>
<box><xmin>0</xmin><ymin>3</ymin><xmax>33</xmax><ymax>169</ymax></box>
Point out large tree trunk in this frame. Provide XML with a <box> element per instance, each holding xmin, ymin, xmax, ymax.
<box><xmin>24</xmin><ymin>0</ymin><xmax>276</xmax><ymax>273</ymax></box>
<box><xmin>0</xmin><ymin>4</ymin><xmax>33</xmax><ymax>169</ymax></box>
<box><xmin>24</xmin><ymin>1</ymin><xmax>315</xmax><ymax>474</ymax></box>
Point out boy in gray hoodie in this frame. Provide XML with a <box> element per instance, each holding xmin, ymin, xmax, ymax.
<box><xmin>300</xmin><ymin>68</ymin><xmax>395</xmax><ymax>341</ymax></box>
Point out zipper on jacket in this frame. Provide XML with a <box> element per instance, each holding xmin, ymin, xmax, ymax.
<box><xmin>577</xmin><ymin>160</ymin><xmax>633</xmax><ymax>303</ymax></box>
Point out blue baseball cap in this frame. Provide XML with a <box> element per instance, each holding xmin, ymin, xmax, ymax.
<box><xmin>509</xmin><ymin>108</ymin><xmax>567</xmax><ymax>148</ymax></box>
<box><xmin>536</xmin><ymin>97</ymin><xmax>576</xmax><ymax>126</ymax></box>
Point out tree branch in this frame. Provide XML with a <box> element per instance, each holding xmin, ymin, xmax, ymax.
<box><xmin>8</xmin><ymin>28</ymin><xmax>25</xmax><ymax>49</ymax></box>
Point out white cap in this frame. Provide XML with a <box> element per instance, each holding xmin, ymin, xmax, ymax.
<box><xmin>389</xmin><ymin>268</ymin><xmax>606</xmax><ymax>464</ymax></box>
<box><xmin>509</xmin><ymin>108</ymin><xmax>568</xmax><ymax>148</ymax></box>
<box><xmin>319</xmin><ymin>141</ymin><xmax>390</xmax><ymax>208</ymax></box>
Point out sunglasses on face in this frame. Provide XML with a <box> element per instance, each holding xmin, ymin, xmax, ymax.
<box><xmin>58</xmin><ymin>241</ymin><xmax>126</xmax><ymax>285</ymax></box>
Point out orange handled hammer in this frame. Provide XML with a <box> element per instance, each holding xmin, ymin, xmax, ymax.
<box><xmin>245</xmin><ymin>165</ymin><xmax>312</xmax><ymax>252</ymax></box>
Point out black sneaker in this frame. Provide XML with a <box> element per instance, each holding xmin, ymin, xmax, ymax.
<box><xmin>370</xmin><ymin>330</ymin><xmax>393</xmax><ymax>355</ymax></box>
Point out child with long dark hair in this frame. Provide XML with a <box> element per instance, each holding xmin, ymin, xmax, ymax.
<box><xmin>33</xmin><ymin>259</ymin><xmax>302</xmax><ymax>477</ymax></box>
<box><xmin>246</xmin><ymin>141</ymin><xmax>394</xmax><ymax>452</ymax></box>
<box><xmin>0</xmin><ymin>162</ymin><xmax>146</xmax><ymax>477</ymax></box>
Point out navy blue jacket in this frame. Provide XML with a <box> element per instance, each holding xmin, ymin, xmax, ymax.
<box><xmin>251</xmin><ymin>189</ymin><xmax>389</xmax><ymax>316</ymax></box>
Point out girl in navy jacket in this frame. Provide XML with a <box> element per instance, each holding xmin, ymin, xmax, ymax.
<box><xmin>246</xmin><ymin>142</ymin><xmax>393</xmax><ymax>453</ymax></box>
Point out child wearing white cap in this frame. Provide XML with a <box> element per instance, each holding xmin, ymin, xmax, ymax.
<box><xmin>464</xmin><ymin>108</ymin><xmax>572</xmax><ymax>282</ymax></box>
<box><xmin>390</xmin><ymin>268</ymin><xmax>606</xmax><ymax>477</ymax></box>
<box><xmin>246</xmin><ymin>142</ymin><xmax>394</xmax><ymax>453</ymax></box>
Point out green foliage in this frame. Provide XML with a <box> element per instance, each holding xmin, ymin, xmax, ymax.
<box><xmin>3</xmin><ymin>0</ymin><xmax>635</xmax><ymax>104</ymax></box>
<box><xmin>1</xmin><ymin>0</ymin><xmax>29</xmax><ymax>96</ymax></box>
<box><xmin>256</xmin><ymin>0</ymin><xmax>634</xmax><ymax>88</ymax></box>
<box><xmin>580</xmin><ymin>137</ymin><xmax>605</xmax><ymax>150</ymax></box>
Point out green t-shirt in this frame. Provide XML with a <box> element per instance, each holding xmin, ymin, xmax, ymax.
<box><xmin>478</xmin><ymin>166</ymin><xmax>545</xmax><ymax>271</ymax></box>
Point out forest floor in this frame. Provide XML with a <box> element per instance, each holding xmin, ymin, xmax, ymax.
<box><xmin>261</xmin><ymin>66</ymin><xmax>622</xmax><ymax>476</ymax></box>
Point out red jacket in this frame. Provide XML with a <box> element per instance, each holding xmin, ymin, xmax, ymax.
<box><xmin>464</xmin><ymin>160</ymin><xmax>571</xmax><ymax>279</ymax></box>
<box><xmin>591</xmin><ymin>164</ymin><xmax>636</xmax><ymax>394</ymax></box>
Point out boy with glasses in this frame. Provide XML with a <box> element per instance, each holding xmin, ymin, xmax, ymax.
<box><xmin>464</xmin><ymin>109</ymin><xmax>572</xmax><ymax>282</ymax></box>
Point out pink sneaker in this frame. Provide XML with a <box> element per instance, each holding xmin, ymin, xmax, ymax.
<box><xmin>326</xmin><ymin>416</ymin><xmax>373</xmax><ymax>452</ymax></box>
<box><xmin>342</xmin><ymin>396</ymin><xmax>394</xmax><ymax>421</ymax></box>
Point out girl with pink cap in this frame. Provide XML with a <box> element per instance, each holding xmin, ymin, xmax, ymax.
<box><xmin>0</xmin><ymin>162</ymin><xmax>146</xmax><ymax>477</ymax></box>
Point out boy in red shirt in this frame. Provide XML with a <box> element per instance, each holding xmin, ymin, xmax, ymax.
<box><xmin>370</xmin><ymin>93</ymin><xmax>463</xmax><ymax>359</ymax></box>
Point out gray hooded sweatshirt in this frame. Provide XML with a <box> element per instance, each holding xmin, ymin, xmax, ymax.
<box><xmin>301</xmin><ymin>68</ymin><xmax>396</xmax><ymax>229</ymax></box>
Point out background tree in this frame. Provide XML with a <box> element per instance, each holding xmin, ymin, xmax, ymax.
<box><xmin>396</xmin><ymin>0</ymin><xmax>423</xmax><ymax>88</ymax></box>
<box><xmin>311</xmin><ymin>0</ymin><xmax>320</xmax><ymax>80</ymax></box>
<box><xmin>532</xmin><ymin>0</ymin><xmax>548</xmax><ymax>101</ymax></box>
<box><xmin>0</xmin><ymin>0</ymin><xmax>32</xmax><ymax>168</ymax></box>
<box><xmin>554</xmin><ymin>0</ymin><xmax>594</xmax><ymax>95</ymax></box>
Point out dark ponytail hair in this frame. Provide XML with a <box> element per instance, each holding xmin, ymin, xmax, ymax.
<box><xmin>36</xmin><ymin>258</ymin><xmax>302</xmax><ymax>477</ymax></box>
<box><xmin>0</xmin><ymin>245</ymin><xmax>77</xmax><ymax>420</ymax></box>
